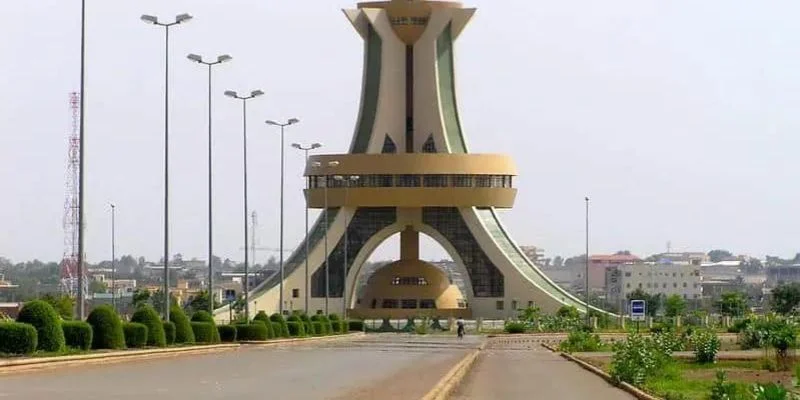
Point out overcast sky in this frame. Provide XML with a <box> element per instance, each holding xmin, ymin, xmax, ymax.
<box><xmin>1</xmin><ymin>0</ymin><xmax>799</xmax><ymax>265</ymax></box>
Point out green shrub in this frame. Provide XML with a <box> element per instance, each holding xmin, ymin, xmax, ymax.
<box><xmin>415</xmin><ymin>318</ymin><xmax>430</xmax><ymax>335</ymax></box>
<box><xmin>610</xmin><ymin>333</ymin><xmax>671</xmax><ymax>385</ymax></box>
<box><xmin>328</xmin><ymin>313</ymin><xmax>341</xmax><ymax>322</ymax></box>
<box><xmin>131</xmin><ymin>305</ymin><xmax>166</xmax><ymax>348</ymax></box>
<box><xmin>270</xmin><ymin>313</ymin><xmax>290</xmax><ymax>338</ymax></box>
<box><xmin>218</xmin><ymin>325</ymin><xmax>237</xmax><ymax>342</ymax></box>
<box><xmin>311</xmin><ymin>321</ymin><xmax>323</xmax><ymax>335</ymax></box>
<box><xmin>86</xmin><ymin>305</ymin><xmax>125</xmax><ymax>350</ymax></box>
<box><xmin>652</xmin><ymin>330</ymin><xmax>685</xmax><ymax>354</ymax></box>
<box><xmin>557</xmin><ymin>305</ymin><xmax>581</xmax><ymax>319</ymax></box>
<box><xmin>236</xmin><ymin>323</ymin><xmax>268</xmax><ymax>341</ymax></box>
<box><xmin>752</xmin><ymin>383</ymin><xmax>791</xmax><ymax>399</ymax></box>
<box><xmin>162</xmin><ymin>321</ymin><xmax>176</xmax><ymax>345</ymax></box>
<box><xmin>348</xmin><ymin>320</ymin><xmax>364</xmax><ymax>332</ymax></box>
<box><xmin>709</xmin><ymin>371</ymin><xmax>741</xmax><ymax>400</ymax></box>
<box><xmin>559</xmin><ymin>329</ymin><xmax>602</xmax><ymax>353</ymax></box>
<box><xmin>191</xmin><ymin>322</ymin><xmax>215</xmax><ymax>343</ymax></box>
<box><xmin>402</xmin><ymin>317</ymin><xmax>417</xmax><ymax>333</ymax></box>
<box><xmin>62</xmin><ymin>321</ymin><xmax>93</xmax><ymax>351</ymax></box>
<box><xmin>169</xmin><ymin>306</ymin><xmax>194</xmax><ymax>344</ymax></box>
<box><xmin>123</xmin><ymin>322</ymin><xmax>148</xmax><ymax>348</ymax></box>
<box><xmin>253</xmin><ymin>311</ymin><xmax>275</xmax><ymax>339</ymax></box>
<box><xmin>320</xmin><ymin>315</ymin><xmax>333</xmax><ymax>335</ymax></box>
<box><xmin>17</xmin><ymin>300</ymin><xmax>65</xmax><ymax>352</ymax></box>
<box><xmin>0</xmin><ymin>322</ymin><xmax>37</xmax><ymax>355</ymax></box>
<box><xmin>430</xmin><ymin>318</ymin><xmax>444</xmax><ymax>331</ymax></box>
<box><xmin>690</xmin><ymin>329</ymin><xmax>720</xmax><ymax>364</ymax></box>
<box><xmin>191</xmin><ymin>311</ymin><xmax>220</xmax><ymax>343</ymax></box>
<box><xmin>287</xmin><ymin>321</ymin><xmax>306</xmax><ymax>337</ymax></box>
<box><xmin>377</xmin><ymin>317</ymin><xmax>396</xmax><ymax>332</ymax></box>
<box><xmin>299</xmin><ymin>314</ymin><xmax>313</xmax><ymax>335</ymax></box>
<box><xmin>504</xmin><ymin>321</ymin><xmax>526</xmax><ymax>334</ymax></box>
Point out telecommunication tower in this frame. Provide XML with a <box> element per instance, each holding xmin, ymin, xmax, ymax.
<box><xmin>60</xmin><ymin>92</ymin><xmax>83</xmax><ymax>297</ymax></box>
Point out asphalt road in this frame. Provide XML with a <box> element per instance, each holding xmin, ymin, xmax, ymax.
<box><xmin>0</xmin><ymin>335</ymin><xmax>478</xmax><ymax>400</ymax></box>
<box><xmin>452</xmin><ymin>340</ymin><xmax>635</xmax><ymax>400</ymax></box>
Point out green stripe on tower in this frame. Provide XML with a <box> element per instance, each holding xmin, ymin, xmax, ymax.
<box><xmin>436</xmin><ymin>22</ymin><xmax>468</xmax><ymax>154</ymax></box>
<box><xmin>350</xmin><ymin>25</ymin><xmax>383</xmax><ymax>154</ymax></box>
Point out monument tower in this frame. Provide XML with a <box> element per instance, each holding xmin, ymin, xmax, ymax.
<box><xmin>217</xmin><ymin>0</ymin><xmax>604</xmax><ymax>320</ymax></box>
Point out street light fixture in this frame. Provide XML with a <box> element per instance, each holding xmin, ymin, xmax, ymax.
<box><xmin>311</xmin><ymin>160</ymin><xmax>339</xmax><ymax>314</ymax></box>
<box><xmin>585</xmin><ymin>196</ymin><xmax>590</xmax><ymax>326</ymax></box>
<box><xmin>334</xmin><ymin>175</ymin><xmax>360</xmax><ymax>319</ymax></box>
<box><xmin>187</xmin><ymin>53</ymin><xmax>232</xmax><ymax>315</ymax></box>
<box><xmin>225</xmin><ymin>89</ymin><xmax>264</xmax><ymax>322</ymax></box>
<box><xmin>265</xmin><ymin>118</ymin><xmax>300</xmax><ymax>315</ymax></box>
<box><xmin>291</xmin><ymin>142</ymin><xmax>322</xmax><ymax>315</ymax></box>
<box><xmin>140</xmin><ymin>12</ymin><xmax>193</xmax><ymax>322</ymax></box>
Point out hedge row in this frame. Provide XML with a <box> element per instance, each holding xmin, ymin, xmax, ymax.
<box><xmin>123</xmin><ymin>322</ymin><xmax>148</xmax><ymax>348</ymax></box>
<box><xmin>0</xmin><ymin>322</ymin><xmax>37</xmax><ymax>355</ymax></box>
<box><xmin>191</xmin><ymin>322</ymin><xmax>216</xmax><ymax>344</ymax></box>
<box><xmin>218</xmin><ymin>325</ymin><xmax>237</xmax><ymax>342</ymax></box>
<box><xmin>235</xmin><ymin>324</ymin><xmax>268</xmax><ymax>341</ymax></box>
<box><xmin>131</xmin><ymin>306</ymin><xmax>166</xmax><ymax>348</ymax></box>
<box><xmin>17</xmin><ymin>300</ymin><xmax>65</xmax><ymax>352</ymax></box>
<box><xmin>87</xmin><ymin>305</ymin><xmax>125</xmax><ymax>350</ymax></box>
<box><xmin>62</xmin><ymin>321</ymin><xmax>93</xmax><ymax>350</ymax></box>
<box><xmin>191</xmin><ymin>311</ymin><xmax>220</xmax><ymax>343</ymax></box>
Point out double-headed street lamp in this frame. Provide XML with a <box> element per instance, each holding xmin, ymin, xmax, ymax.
<box><xmin>225</xmin><ymin>89</ymin><xmax>264</xmax><ymax>322</ymax></box>
<box><xmin>266</xmin><ymin>118</ymin><xmax>300</xmax><ymax>315</ymax></box>
<box><xmin>187</xmin><ymin>53</ymin><xmax>232</xmax><ymax>314</ymax></box>
<box><xmin>334</xmin><ymin>175</ymin><xmax>360</xmax><ymax>319</ymax></box>
<box><xmin>291</xmin><ymin>142</ymin><xmax>322</xmax><ymax>315</ymax></box>
<box><xmin>311</xmin><ymin>160</ymin><xmax>339</xmax><ymax>314</ymax></box>
<box><xmin>141</xmin><ymin>12</ymin><xmax>193</xmax><ymax>322</ymax></box>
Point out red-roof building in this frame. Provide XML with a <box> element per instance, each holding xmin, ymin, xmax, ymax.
<box><xmin>588</xmin><ymin>254</ymin><xmax>641</xmax><ymax>291</ymax></box>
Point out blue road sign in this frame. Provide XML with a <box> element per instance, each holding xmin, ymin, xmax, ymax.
<box><xmin>630</xmin><ymin>300</ymin><xmax>646</xmax><ymax>321</ymax></box>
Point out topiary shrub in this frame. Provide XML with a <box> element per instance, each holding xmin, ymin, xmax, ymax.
<box><xmin>123</xmin><ymin>322</ymin><xmax>148</xmax><ymax>348</ymax></box>
<box><xmin>162</xmin><ymin>321</ymin><xmax>176</xmax><ymax>345</ymax></box>
<box><xmin>131</xmin><ymin>305</ymin><xmax>166</xmax><ymax>348</ymax></box>
<box><xmin>287</xmin><ymin>321</ymin><xmax>306</xmax><ymax>337</ymax></box>
<box><xmin>218</xmin><ymin>325</ymin><xmax>237</xmax><ymax>342</ymax></box>
<box><xmin>319</xmin><ymin>315</ymin><xmax>334</xmax><ymax>335</ymax></box>
<box><xmin>430</xmin><ymin>318</ymin><xmax>444</xmax><ymax>331</ymax></box>
<box><xmin>253</xmin><ymin>311</ymin><xmax>275</xmax><ymax>339</ymax></box>
<box><xmin>348</xmin><ymin>320</ymin><xmax>364</xmax><ymax>332</ymax></box>
<box><xmin>270</xmin><ymin>313</ymin><xmax>291</xmax><ymax>338</ymax></box>
<box><xmin>16</xmin><ymin>300</ymin><xmax>65</xmax><ymax>352</ymax></box>
<box><xmin>236</xmin><ymin>323</ymin><xmax>268</xmax><ymax>341</ymax></box>
<box><xmin>191</xmin><ymin>311</ymin><xmax>220</xmax><ymax>343</ymax></box>
<box><xmin>0</xmin><ymin>322</ymin><xmax>37</xmax><ymax>355</ymax></box>
<box><xmin>402</xmin><ymin>317</ymin><xmax>416</xmax><ymax>333</ymax></box>
<box><xmin>504</xmin><ymin>321</ymin><xmax>526</xmax><ymax>334</ymax></box>
<box><xmin>311</xmin><ymin>321</ymin><xmax>323</xmax><ymax>336</ymax></box>
<box><xmin>86</xmin><ymin>305</ymin><xmax>125</xmax><ymax>350</ymax></box>
<box><xmin>62</xmin><ymin>321</ymin><xmax>93</xmax><ymax>351</ymax></box>
<box><xmin>191</xmin><ymin>322</ymin><xmax>215</xmax><ymax>343</ymax></box>
<box><xmin>299</xmin><ymin>314</ymin><xmax>313</xmax><ymax>334</ymax></box>
<box><xmin>169</xmin><ymin>306</ymin><xmax>194</xmax><ymax>344</ymax></box>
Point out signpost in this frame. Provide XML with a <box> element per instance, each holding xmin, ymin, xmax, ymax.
<box><xmin>630</xmin><ymin>299</ymin><xmax>646</xmax><ymax>333</ymax></box>
<box><xmin>225</xmin><ymin>289</ymin><xmax>236</xmax><ymax>323</ymax></box>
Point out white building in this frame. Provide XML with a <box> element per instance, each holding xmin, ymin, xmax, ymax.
<box><xmin>606</xmin><ymin>263</ymin><xmax>702</xmax><ymax>304</ymax></box>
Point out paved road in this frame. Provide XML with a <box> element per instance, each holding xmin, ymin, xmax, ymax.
<box><xmin>0</xmin><ymin>335</ymin><xmax>480</xmax><ymax>400</ymax></box>
<box><xmin>453</xmin><ymin>339</ymin><xmax>635</xmax><ymax>400</ymax></box>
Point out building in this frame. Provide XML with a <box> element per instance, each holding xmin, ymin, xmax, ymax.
<box><xmin>656</xmin><ymin>252</ymin><xmax>709</xmax><ymax>266</ymax></box>
<box><xmin>766</xmin><ymin>265</ymin><xmax>800</xmax><ymax>286</ymax></box>
<box><xmin>215</xmin><ymin>0</ymin><xmax>607</xmax><ymax>321</ymax></box>
<box><xmin>588</xmin><ymin>254</ymin><xmax>641</xmax><ymax>291</ymax></box>
<box><xmin>606</xmin><ymin>263</ymin><xmax>703</xmax><ymax>306</ymax></box>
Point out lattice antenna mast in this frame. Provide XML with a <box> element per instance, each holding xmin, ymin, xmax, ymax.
<box><xmin>60</xmin><ymin>92</ymin><xmax>82</xmax><ymax>297</ymax></box>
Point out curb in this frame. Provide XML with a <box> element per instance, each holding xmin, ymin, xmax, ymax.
<box><xmin>540</xmin><ymin>344</ymin><xmax>661</xmax><ymax>400</ymax></box>
<box><xmin>420</xmin><ymin>341</ymin><xmax>487</xmax><ymax>400</ymax></box>
<box><xmin>239</xmin><ymin>332</ymin><xmax>365</xmax><ymax>346</ymax></box>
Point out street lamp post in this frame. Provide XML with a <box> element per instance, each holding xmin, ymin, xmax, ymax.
<box><xmin>141</xmin><ymin>12</ymin><xmax>193</xmax><ymax>322</ymax></box>
<box><xmin>311</xmin><ymin>160</ymin><xmax>339</xmax><ymax>315</ymax></box>
<box><xmin>187</xmin><ymin>53</ymin><xmax>232</xmax><ymax>315</ymax></box>
<box><xmin>266</xmin><ymin>118</ymin><xmax>301</xmax><ymax>315</ymax></box>
<box><xmin>585</xmin><ymin>196</ymin><xmax>590</xmax><ymax>325</ymax></box>
<box><xmin>225</xmin><ymin>89</ymin><xmax>264</xmax><ymax>322</ymax></box>
<box><xmin>109</xmin><ymin>203</ymin><xmax>116</xmax><ymax>313</ymax></box>
<box><xmin>77</xmin><ymin>0</ymin><xmax>87</xmax><ymax>321</ymax></box>
<box><xmin>334</xmin><ymin>175</ymin><xmax>360</xmax><ymax>320</ymax></box>
<box><xmin>291</xmin><ymin>142</ymin><xmax>322</xmax><ymax>315</ymax></box>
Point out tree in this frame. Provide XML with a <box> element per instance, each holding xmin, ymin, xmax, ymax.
<box><xmin>771</xmin><ymin>283</ymin><xmax>800</xmax><ymax>315</ymax></box>
<box><xmin>626</xmin><ymin>289</ymin><xmax>660</xmax><ymax>317</ymax></box>
<box><xmin>89</xmin><ymin>280</ymin><xmax>108</xmax><ymax>294</ymax></box>
<box><xmin>151</xmin><ymin>289</ymin><xmax>179</xmax><ymax>314</ymax></box>
<box><xmin>715</xmin><ymin>292</ymin><xmax>748</xmax><ymax>317</ymax></box>
<box><xmin>40</xmin><ymin>293</ymin><xmax>75</xmax><ymax>320</ymax></box>
<box><xmin>615</xmin><ymin>250</ymin><xmax>632</xmax><ymax>256</ymax></box>
<box><xmin>664</xmin><ymin>294</ymin><xmax>687</xmax><ymax>317</ymax></box>
<box><xmin>131</xmin><ymin>288</ymin><xmax>150</xmax><ymax>309</ymax></box>
<box><xmin>708</xmin><ymin>249</ymin><xmax>733</xmax><ymax>263</ymax></box>
<box><xmin>185</xmin><ymin>290</ymin><xmax>220</xmax><ymax>314</ymax></box>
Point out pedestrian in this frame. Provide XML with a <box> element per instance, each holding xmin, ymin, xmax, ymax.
<box><xmin>456</xmin><ymin>317</ymin><xmax>465</xmax><ymax>339</ymax></box>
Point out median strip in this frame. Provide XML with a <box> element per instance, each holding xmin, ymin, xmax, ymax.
<box><xmin>420</xmin><ymin>340</ymin><xmax>487</xmax><ymax>400</ymax></box>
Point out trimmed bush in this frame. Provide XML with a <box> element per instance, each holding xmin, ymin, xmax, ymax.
<box><xmin>348</xmin><ymin>320</ymin><xmax>364</xmax><ymax>332</ymax></box>
<box><xmin>270</xmin><ymin>313</ymin><xmax>291</xmax><ymax>338</ymax></box>
<box><xmin>131</xmin><ymin>305</ymin><xmax>166</xmax><ymax>348</ymax></box>
<box><xmin>253</xmin><ymin>311</ymin><xmax>275</xmax><ymax>339</ymax></box>
<box><xmin>0</xmin><ymin>322</ymin><xmax>38</xmax><ymax>355</ymax></box>
<box><xmin>218</xmin><ymin>325</ymin><xmax>237</xmax><ymax>342</ymax></box>
<box><xmin>191</xmin><ymin>322</ymin><xmax>216</xmax><ymax>344</ymax></box>
<box><xmin>17</xmin><ymin>300</ymin><xmax>65</xmax><ymax>352</ymax></box>
<box><xmin>311</xmin><ymin>321</ymin><xmax>323</xmax><ymax>336</ymax></box>
<box><xmin>191</xmin><ymin>311</ymin><xmax>219</xmax><ymax>343</ymax></box>
<box><xmin>300</xmin><ymin>314</ymin><xmax>313</xmax><ymax>334</ymax></box>
<box><xmin>430</xmin><ymin>318</ymin><xmax>444</xmax><ymax>331</ymax></box>
<box><xmin>123</xmin><ymin>322</ymin><xmax>148</xmax><ymax>348</ymax></box>
<box><xmin>162</xmin><ymin>321</ymin><xmax>176</xmax><ymax>345</ymax></box>
<box><xmin>236</xmin><ymin>323</ymin><xmax>268</xmax><ymax>341</ymax></box>
<box><xmin>62</xmin><ymin>321</ymin><xmax>93</xmax><ymax>351</ymax></box>
<box><xmin>504</xmin><ymin>321</ymin><xmax>526</xmax><ymax>334</ymax></box>
<box><xmin>86</xmin><ymin>305</ymin><xmax>125</xmax><ymax>350</ymax></box>
<box><xmin>312</xmin><ymin>315</ymin><xmax>332</xmax><ymax>335</ymax></box>
<box><xmin>169</xmin><ymin>306</ymin><xmax>194</xmax><ymax>344</ymax></box>
<box><xmin>287</xmin><ymin>321</ymin><xmax>306</xmax><ymax>337</ymax></box>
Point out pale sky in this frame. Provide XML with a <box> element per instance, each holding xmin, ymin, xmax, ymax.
<box><xmin>1</xmin><ymin>0</ymin><xmax>799</xmax><ymax>265</ymax></box>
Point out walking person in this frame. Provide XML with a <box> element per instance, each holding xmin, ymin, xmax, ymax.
<box><xmin>456</xmin><ymin>317</ymin><xmax>465</xmax><ymax>339</ymax></box>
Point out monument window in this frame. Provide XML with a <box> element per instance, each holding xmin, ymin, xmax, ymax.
<box><xmin>420</xmin><ymin>299</ymin><xmax>435</xmax><ymax>309</ymax></box>
<box><xmin>491</xmin><ymin>176</ymin><xmax>505</xmax><ymax>188</ymax></box>
<box><xmin>401</xmin><ymin>299</ymin><xmax>418</xmax><ymax>309</ymax></box>
<box><xmin>423</xmin><ymin>175</ymin><xmax>448</xmax><ymax>187</ymax></box>
<box><xmin>457</xmin><ymin>299</ymin><xmax>467</xmax><ymax>308</ymax></box>
<box><xmin>391</xmin><ymin>276</ymin><xmax>429</xmax><ymax>286</ymax></box>
<box><xmin>452</xmin><ymin>175</ymin><xmax>473</xmax><ymax>187</ymax></box>
<box><xmin>397</xmin><ymin>174</ymin><xmax>421</xmax><ymax>187</ymax></box>
<box><xmin>382</xmin><ymin>299</ymin><xmax>398</xmax><ymax>309</ymax></box>
<box><xmin>475</xmin><ymin>176</ymin><xmax>492</xmax><ymax>188</ymax></box>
